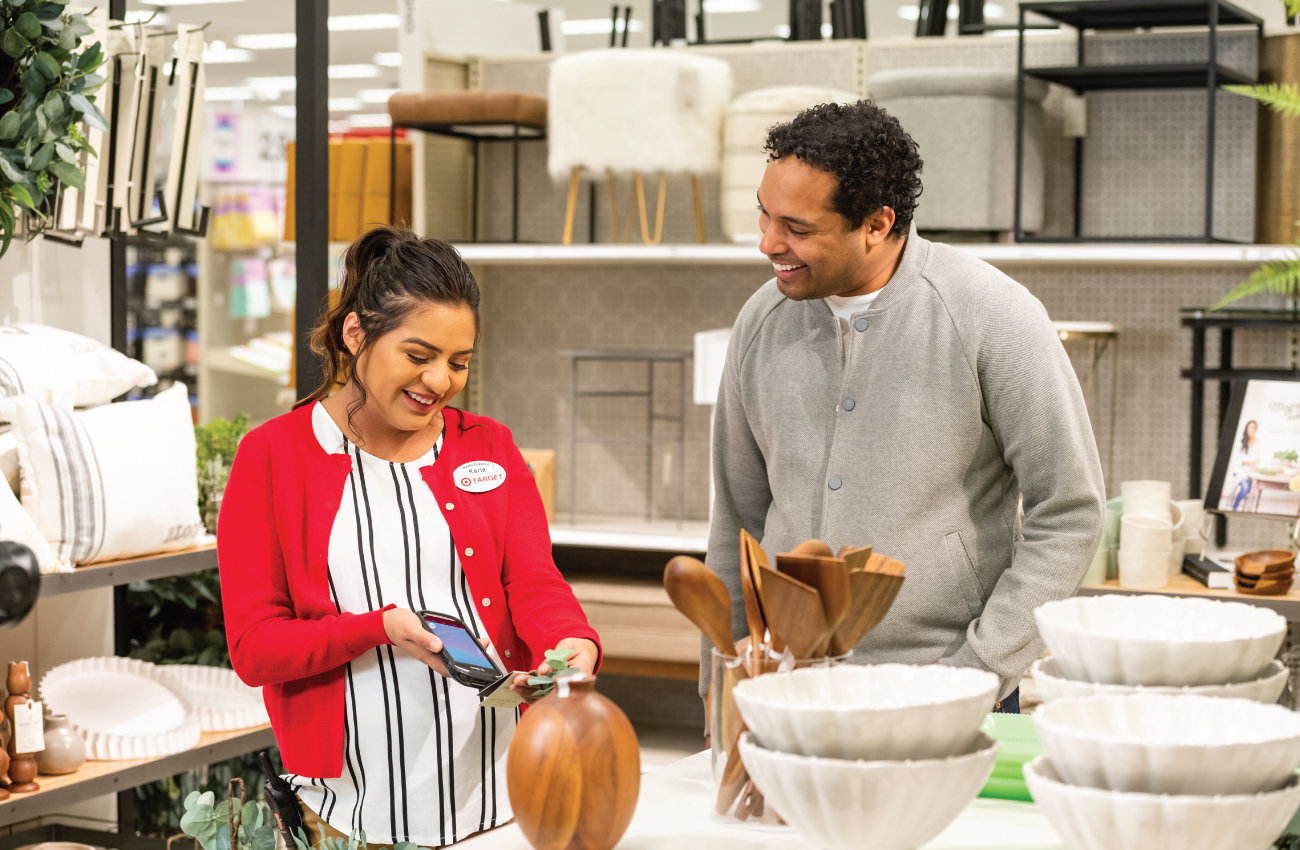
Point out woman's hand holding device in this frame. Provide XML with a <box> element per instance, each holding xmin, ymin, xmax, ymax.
<box><xmin>383</xmin><ymin>608</ymin><xmax>449</xmax><ymax>676</ymax></box>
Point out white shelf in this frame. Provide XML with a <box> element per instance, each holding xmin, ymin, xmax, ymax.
<box><xmin>550</xmin><ymin>518</ymin><xmax>709</xmax><ymax>553</ymax></box>
<box><xmin>455</xmin><ymin>242</ymin><xmax>1296</xmax><ymax>267</ymax></box>
<box><xmin>205</xmin><ymin>347</ymin><xmax>290</xmax><ymax>385</ymax></box>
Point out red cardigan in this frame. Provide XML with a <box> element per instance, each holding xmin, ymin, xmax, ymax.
<box><xmin>217</xmin><ymin>403</ymin><xmax>600</xmax><ymax>778</ymax></box>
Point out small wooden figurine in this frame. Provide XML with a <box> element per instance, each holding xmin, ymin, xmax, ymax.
<box><xmin>5</xmin><ymin>661</ymin><xmax>39</xmax><ymax>793</ymax></box>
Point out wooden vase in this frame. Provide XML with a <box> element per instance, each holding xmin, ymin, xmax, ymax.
<box><xmin>506</xmin><ymin>675</ymin><xmax>640</xmax><ymax>850</ymax></box>
<box><xmin>5</xmin><ymin>661</ymin><xmax>38</xmax><ymax>793</ymax></box>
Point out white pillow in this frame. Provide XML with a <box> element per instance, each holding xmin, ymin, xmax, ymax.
<box><xmin>0</xmin><ymin>324</ymin><xmax>157</xmax><ymax>415</ymax></box>
<box><xmin>0</xmin><ymin>428</ymin><xmax>18</xmax><ymax>495</ymax></box>
<box><xmin>0</xmin><ymin>473</ymin><xmax>65</xmax><ymax>574</ymax></box>
<box><xmin>6</xmin><ymin>384</ymin><xmax>203</xmax><ymax>565</ymax></box>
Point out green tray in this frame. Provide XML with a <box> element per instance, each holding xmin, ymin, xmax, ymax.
<box><xmin>978</xmin><ymin>713</ymin><xmax>1043</xmax><ymax>803</ymax></box>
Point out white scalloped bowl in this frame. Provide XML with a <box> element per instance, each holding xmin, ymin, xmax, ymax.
<box><xmin>1025</xmin><ymin>756</ymin><xmax>1300</xmax><ymax>850</ymax></box>
<box><xmin>1034</xmin><ymin>595</ymin><xmax>1286</xmax><ymax>686</ymax></box>
<box><xmin>39</xmin><ymin>657</ymin><xmax>202</xmax><ymax>760</ymax></box>
<box><xmin>1034</xmin><ymin>694</ymin><xmax>1300</xmax><ymax>795</ymax></box>
<box><xmin>731</xmin><ymin>664</ymin><xmax>999</xmax><ymax>761</ymax></box>
<box><xmin>1031</xmin><ymin>657</ymin><xmax>1289</xmax><ymax>704</ymax></box>
<box><xmin>739</xmin><ymin>731</ymin><xmax>998</xmax><ymax>850</ymax></box>
<box><xmin>167</xmin><ymin>665</ymin><xmax>268</xmax><ymax>732</ymax></box>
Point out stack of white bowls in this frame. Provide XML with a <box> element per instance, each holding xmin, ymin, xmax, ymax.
<box><xmin>1118</xmin><ymin>480</ymin><xmax>1177</xmax><ymax>588</ymax></box>
<box><xmin>730</xmin><ymin>664</ymin><xmax>1000</xmax><ymax>850</ymax></box>
<box><xmin>1027</xmin><ymin>595</ymin><xmax>1300</xmax><ymax>850</ymax></box>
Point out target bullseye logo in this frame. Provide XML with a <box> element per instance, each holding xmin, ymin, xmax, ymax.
<box><xmin>454</xmin><ymin>461</ymin><xmax>506</xmax><ymax>493</ymax></box>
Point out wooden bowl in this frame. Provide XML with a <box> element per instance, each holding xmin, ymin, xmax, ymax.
<box><xmin>1235</xmin><ymin>550</ymin><xmax>1297</xmax><ymax>579</ymax></box>
<box><xmin>1238</xmin><ymin>577</ymin><xmax>1294</xmax><ymax>596</ymax></box>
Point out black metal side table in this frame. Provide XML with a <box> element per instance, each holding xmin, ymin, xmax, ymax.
<box><xmin>1013</xmin><ymin>0</ymin><xmax>1264</xmax><ymax>243</ymax></box>
<box><xmin>561</xmin><ymin>349</ymin><xmax>692</xmax><ymax>528</ymax></box>
<box><xmin>1182</xmin><ymin>308</ymin><xmax>1300</xmax><ymax>544</ymax></box>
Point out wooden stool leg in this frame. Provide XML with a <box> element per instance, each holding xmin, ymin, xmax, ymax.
<box><xmin>607</xmin><ymin>168</ymin><xmax>621</xmax><ymax>244</ymax></box>
<box><xmin>562</xmin><ymin>166</ymin><xmax>582</xmax><ymax>246</ymax></box>
<box><xmin>692</xmin><ymin>174</ymin><xmax>706</xmax><ymax>243</ymax></box>
<box><xmin>635</xmin><ymin>172</ymin><xmax>668</xmax><ymax>246</ymax></box>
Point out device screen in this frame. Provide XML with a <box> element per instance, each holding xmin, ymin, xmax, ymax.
<box><xmin>422</xmin><ymin>614</ymin><xmax>498</xmax><ymax>672</ymax></box>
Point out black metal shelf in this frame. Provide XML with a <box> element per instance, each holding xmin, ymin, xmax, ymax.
<box><xmin>1020</xmin><ymin>0</ymin><xmax>1261</xmax><ymax>29</ymax></box>
<box><xmin>1025</xmin><ymin>62</ymin><xmax>1255</xmax><ymax>92</ymax></box>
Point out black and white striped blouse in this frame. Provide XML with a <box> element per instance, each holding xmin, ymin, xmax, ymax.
<box><xmin>289</xmin><ymin>403</ymin><xmax>515</xmax><ymax>847</ymax></box>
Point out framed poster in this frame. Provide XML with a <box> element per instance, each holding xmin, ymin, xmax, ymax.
<box><xmin>1206</xmin><ymin>378</ymin><xmax>1300</xmax><ymax>519</ymax></box>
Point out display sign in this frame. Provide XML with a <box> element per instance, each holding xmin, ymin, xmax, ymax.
<box><xmin>1206</xmin><ymin>378</ymin><xmax>1300</xmax><ymax>519</ymax></box>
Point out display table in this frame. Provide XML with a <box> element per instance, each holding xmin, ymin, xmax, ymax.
<box><xmin>458</xmin><ymin>751</ymin><xmax>1065</xmax><ymax>849</ymax></box>
<box><xmin>1077</xmin><ymin>574</ymin><xmax>1300</xmax><ymax>619</ymax></box>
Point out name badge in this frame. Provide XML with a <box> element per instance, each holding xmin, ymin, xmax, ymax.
<box><xmin>455</xmin><ymin>461</ymin><xmax>507</xmax><ymax>493</ymax></box>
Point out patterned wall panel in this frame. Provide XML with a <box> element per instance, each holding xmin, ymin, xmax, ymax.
<box><xmin>475</xmin><ymin>259</ymin><xmax>1294</xmax><ymax>550</ymax></box>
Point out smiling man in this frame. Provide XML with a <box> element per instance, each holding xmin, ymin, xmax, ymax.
<box><xmin>702</xmin><ymin>101</ymin><xmax>1105</xmax><ymax>712</ymax></box>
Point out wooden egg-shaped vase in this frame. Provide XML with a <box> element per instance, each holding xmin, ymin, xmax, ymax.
<box><xmin>507</xmin><ymin>676</ymin><xmax>640</xmax><ymax>850</ymax></box>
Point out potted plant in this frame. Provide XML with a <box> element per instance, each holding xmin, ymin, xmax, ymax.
<box><xmin>1213</xmin><ymin>0</ymin><xmax>1300</xmax><ymax>310</ymax></box>
<box><xmin>0</xmin><ymin>0</ymin><xmax>106</xmax><ymax>257</ymax></box>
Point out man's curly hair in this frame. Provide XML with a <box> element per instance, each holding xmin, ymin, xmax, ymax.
<box><xmin>765</xmin><ymin>100</ymin><xmax>923</xmax><ymax>237</ymax></box>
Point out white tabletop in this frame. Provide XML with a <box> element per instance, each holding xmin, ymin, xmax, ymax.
<box><xmin>457</xmin><ymin>751</ymin><xmax>1067</xmax><ymax>849</ymax></box>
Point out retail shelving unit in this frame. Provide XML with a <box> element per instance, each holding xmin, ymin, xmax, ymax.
<box><xmin>1012</xmin><ymin>0</ymin><xmax>1265</xmax><ymax>243</ymax></box>
<box><xmin>38</xmin><ymin>544</ymin><xmax>218</xmax><ymax>598</ymax></box>
<box><xmin>1077</xmin><ymin>575</ymin><xmax>1300</xmax><ymax>619</ymax></box>
<box><xmin>0</xmin><ymin>726</ymin><xmax>275</xmax><ymax>831</ymax></box>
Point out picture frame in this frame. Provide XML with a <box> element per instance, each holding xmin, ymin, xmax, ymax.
<box><xmin>1205</xmin><ymin>377</ymin><xmax>1300</xmax><ymax>521</ymax></box>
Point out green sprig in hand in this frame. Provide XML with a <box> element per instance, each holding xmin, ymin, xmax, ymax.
<box><xmin>525</xmin><ymin>648</ymin><xmax>583</xmax><ymax>698</ymax></box>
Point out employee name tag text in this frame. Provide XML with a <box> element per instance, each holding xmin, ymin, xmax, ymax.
<box><xmin>455</xmin><ymin>461</ymin><xmax>507</xmax><ymax>493</ymax></box>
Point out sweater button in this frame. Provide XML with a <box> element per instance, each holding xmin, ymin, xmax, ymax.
<box><xmin>482</xmin><ymin>597</ymin><xmax>491</xmax><ymax>607</ymax></box>
<box><xmin>828</xmin><ymin>476</ymin><xmax>842</xmax><ymax>491</ymax></box>
<box><xmin>504</xmin><ymin>650</ymin><xmax>511</xmax><ymax>658</ymax></box>
<box><xmin>446</xmin><ymin>502</ymin><xmax>455</xmax><ymax>510</ymax></box>
<box><xmin>854</xmin><ymin>318</ymin><xmax>868</xmax><ymax>332</ymax></box>
<box><xmin>465</xmin><ymin>547</ymin><xmax>474</xmax><ymax>557</ymax></box>
<box><xmin>842</xmin><ymin>397</ymin><xmax>855</xmax><ymax>412</ymax></box>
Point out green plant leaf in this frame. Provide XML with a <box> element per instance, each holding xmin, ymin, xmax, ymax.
<box><xmin>14</xmin><ymin>11</ymin><xmax>39</xmax><ymax>38</ymax></box>
<box><xmin>29</xmin><ymin>141</ymin><xmax>49</xmax><ymax>171</ymax></box>
<box><xmin>1211</xmin><ymin>248</ymin><xmax>1300</xmax><ymax>311</ymax></box>
<box><xmin>526</xmin><ymin>676</ymin><xmax>551</xmax><ymax>685</ymax></box>
<box><xmin>545</xmin><ymin>648</ymin><xmax>575</xmax><ymax>661</ymax></box>
<box><xmin>42</xmin><ymin>90</ymin><xmax>60</xmax><ymax>118</ymax></box>
<box><xmin>33</xmin><ymin>51</ymin><xmax>57</xmax><ymax>79</ymax></box>
<box><xmin>292</xmin><ymin>828</ymin><xmax>311</xmax><ymax>850</ymax></box>
<box><xmin>55</xmin><ymin>23</ymin><xmax>71</xmax><ymax>49</ymax></box>
<box><xmin>251</xmin><ymin>826</ymin><xmax>276</xmax><ymax>850</ymax></box>
<box><xmin>0</xmin><ymin>156</ymin><xmax>27</xmax><ymax>184</ymax></box>
<box><xmin>185</xmin><ymin>790</ymin><xmax>202</xmax><ymax>809</ymax></box>
<box><xmin>215</xmin><ymin>823</ymin><xmax>232</xmax><ymax>850</ymax></box>
<box><xmin>2</xmin><ymin>27</ymin><xmax>30</xmax><ymax>57</ymax></box>
<box><xmin>30</xmin><ymin>1</ymin><xmax>60</xmax><ymax>18</ymax></box>
<box><xmin>0</xmin><ymin>89</ymin><xmax>13</xmax><ymax>107</ymax></box>
<box><xmin>20</xmin><ymin>65</ymin><xmax>43</xmax><ymax>97</ymax></box>
<box><xmin>52</xmin><ymin>141</ymin><xmax>72</xmax><ymax>161</ymax></box>
<box><xmin>553</xmin><ymin>666</ymin><xmax>583</xmax><ymax>678</ymax></box>
<box><xmin>67</xmin><ymin>13</ymin><xmax>90</xmax><ymax>37</ymax></box>
<box><xmin>0</xmin><ymin>111</ymin><xmax>19</xmax><ymax>141</ymax></box>
<box><xmin>67</xmin><ymin>92</ymin><xmax>105</xmax><ymax>130</ymax></box>
<box><xmin>1225</xmin><ymin>83</ymin><xmax>1300</xmax><ymax>119</ymax></box>
<box><xmin>76</xmin><ymin>41</ymin><xmax>100</xmax><ymax>71</ymax></box>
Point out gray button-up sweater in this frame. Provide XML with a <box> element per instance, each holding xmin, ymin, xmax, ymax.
<box><xmin>703</xmin><ymin>227</ymin><xmax>1105</xmax><ymax>699</ymax></box>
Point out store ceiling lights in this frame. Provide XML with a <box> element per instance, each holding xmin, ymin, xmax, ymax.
<box><xmin>374</xmin><ymin>52</ymin><xmax>402</xmax><ymax>67</ymax></box>
<box><xmin>329</xmin><ymin>98</ymin><xmax>362</xmax><ymax>112</ymax></box>
<box><xmin>560</xmin><ymin>17</ymin><xmax>644</xmax><ymax>34</ymax></box>
<box><xmin>269</xmin><ymin>105</ymin><xmax>296</xmax><ymax>118</ymax></box>
<box><xmin>205</xmin><ymin>86</ymin><xmax>267</xmax><ymax>102</ymax></box>
<box><xmin>702</xmin><ymin>0</ymin><xmax>762</xmax><ymax>11</ymax></box>
<box><xmin>203</xmin><ymin>46</ymin><xmax>254</xmax><ymax>64</ymax></box>
<box><xmin>124</xmin><ymin>9</ymin><xmax>168</xmax><ymax>23</ymax></box>
<box><xmin>358</xmin><ymin>88</ymin><xmax>400</xmax><ymax>103</ymax></box>
<box><xmin>349</xmin><ymin>114</ymin><xmax>392</xmax><ymax>128</ymax></box>
<box><xmin>896</xmin><ymin>2</ymin><xmax>1002</xmax><ymax>18</ymax></box>
<box><xmin>231</xmin><ymin>16</ymin><xmax>397</xmax><ymax>52</ymax></box>
<box><xmin>234</xmin><ymin>33</ymin><xmax>296</xmax><ymax>49</ymax></box>
<box><xmin>328</xmin><ymin>14</ymin><xmax>400</xmax><ymax>31</ymax></box>
<box><xmin>245</xmin><ymin>76</ymin><xmax>296</xmax><ymax>95</ymax></box>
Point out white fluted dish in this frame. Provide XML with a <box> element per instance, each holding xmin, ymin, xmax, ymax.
<box><xmin>739</xmin><ymin>732</ymin><xmax>998</xmax><ymax>850</ymax></box>
<box><xmin>732</xmin><ymin>664</ymin><xmax>999</xmax><ymax>760</ymax></box>
<box><xmin>1025</xmin><ymin>756</ymin><xmax>1300</xmax><ymax>850</ymax></box>
<box><xmin>1033</xmin><ymin>694</ymin><xmax>1300</xmax><ymax>795</ymax></box>
<box><xmin>167</xmin><ymin>665</ymin><xmax>268</xmax><ymax>732</ymax></box>
<box><xmin>1034</xmin><ymin>595</ymin><xmax>1285</xmax><ymax>686</ymax></box>
<box><xmin>1031</xmin><ymin>657</ymin><xmax>1289</xmax><ymax>705</ymax></box>
<box><xmin>39</xmin><ymin>656</ymin><xmax>202</xmax><ymax>760</ymax></box>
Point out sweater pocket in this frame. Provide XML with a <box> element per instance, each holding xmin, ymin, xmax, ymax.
<box><xmin>944</xmin><ymin>530</ymin><xmax>986</xmax><ymax>621</ymax></box>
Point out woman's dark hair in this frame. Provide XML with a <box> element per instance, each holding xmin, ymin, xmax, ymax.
<box><xmin>299</xmin><ymin>226</ymin><xmax>481</xmax><ymax>429</ymax></box>
<box><xmin>765</xmin><ymin>100</ymin><xmax>923</xmax><ymax>237</ymax></box>
<box><xmin>1242</xmin><ymin>420</ymin><xmax>1258</xmax><ymax>453</ymax></box>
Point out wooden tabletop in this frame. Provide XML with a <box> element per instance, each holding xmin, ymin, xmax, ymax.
<box><xmin>1077</xmin><ymin>575</ymin><xmax>1300</xmax><ymax>618</ymax></box>
<box><xmin>0</xmin><ymin>725</ymin><xmax>275</xmax><ymax>827</ymax></box>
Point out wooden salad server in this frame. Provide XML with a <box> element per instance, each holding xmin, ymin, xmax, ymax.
<box><xmin>839</xmin><ymin>545</ymin><xmax>874</xmax><ymax>573</ymax></box>
<box><xmin>826</xmin><ymin>554</ymin><xmax>906</xmax><ymax>657</ymax></box>
<box><xmin>758</xmin><ymin>565</ymin><xmax>829</xmax><ymax>660</ymax></box>
<box><xmin>663</xmin><ymin>556</ymin><xmax>737</xmax><ymax>657</ymax></box>
<box><xmin>775</xmin><ymin>553</ymin><xmax>851</xmax><ymax>655</ymax></box>
<box><xmin>791</xmin><ymin>539</ymin><xmax>834</xmax><ymax>557</ymax></box>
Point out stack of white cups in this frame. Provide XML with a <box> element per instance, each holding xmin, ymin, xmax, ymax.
<box><xmin>1118</xmin><ymin>481</ymin><xmax>1174</xmax><ymax>589</ymax></box>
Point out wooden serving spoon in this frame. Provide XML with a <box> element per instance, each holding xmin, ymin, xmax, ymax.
<box><xmin>664</xmin><ymin>556</ymin><xmax>737</xmax><ymax>657</ymax></box>
<box><xmin>740</xmin><ymin>530</ymin><xmax>780</xmax><ymax>658</ymax></box>
<box><xmin>759</xmin><ymin>564</ymin><xmax>828</xmax><ymax>659</ymax></box>
<box><xmin>776</xmin><ymin>554</ymin><xmax>851</xmax><ymax>653</ymax></box>
<box><xmin>791</xmin><ymin>539</ymin><xmax>834</xmax><ymax>557</ymax></box>
<box><xmin>826</xmin><ymin>560</ymin><xmax>906</xmax><ymax>657</ymax></box>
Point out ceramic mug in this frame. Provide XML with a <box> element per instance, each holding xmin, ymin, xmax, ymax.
<box><xmin>1120</xmin><ymin>480</ymin><xmax>1172</xmax><ymax>519</ymax></box>
<box><xmin>1119</xmin><ymin>515</ymin><xmax>1173</xmax><ymax>554</ymax></box>
<box><xmin>1120</xmin><ymin>547</ymin><xmax>1174</xmax><ymax>590</ymax></box>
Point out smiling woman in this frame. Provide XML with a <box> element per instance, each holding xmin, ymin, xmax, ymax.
<box><xmin>217</xmin><ymin>226</ymin><xmax>601</xmax><ymax>847</ymax></box>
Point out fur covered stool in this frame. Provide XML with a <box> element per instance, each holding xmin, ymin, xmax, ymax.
<box><xmin>722</xmin><ymin>86</ymin><xmax>860</xmax><ymax>243</ymax></box>
<box><xmin>548</xmin><ymin>50</ymin><xmax>733</xmax><ymax>245</ymax></box>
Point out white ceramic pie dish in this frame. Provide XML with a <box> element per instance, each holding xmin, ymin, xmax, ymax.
<box><xmin>167</xmin><ymin>665</ymin><xmax>268</xmax><ymax>731</ymax></box>
<box><xmin>1024</xmin><ymin>756</ymin><xmax>1300</xmax><ymax>850</ymax></box>
<box><xmin>1034</xmin><ymin>595</ymin><xmax>1286</xmax><ymax>686</ymax></box>
<box><xmin>1031</xmin><ymin>657</ymin><xmax>1289</xmax><ymax>705</ymax></box>
<box><xmin>731</xmin><ymin>664</ymin><xmax>999</xmax><ymax>761</ymax></box>
<box><xmin>739</xmin><ymin>731</ymin><xmax>998</xmax><ymax>850</ymax></box>
<box><xmin>39</xmin><ymin>656</ymin><xmax>202</xmax><ymax>760</ymax></box>
<box><xmin>1033</xmin><ymin>694</ymin><xmax>1300</xmax><ymax>795</ymax></box>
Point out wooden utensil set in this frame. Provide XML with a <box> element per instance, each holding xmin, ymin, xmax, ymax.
<box><xmin>1233</xmin><ymin>549</ymin><xmax>1296</xmax><ymax>596</ymax></box>
<box><xmin>663</xmin><ymin>531</ymin><xmax>905</xmax><ymax>825</ymax></box>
